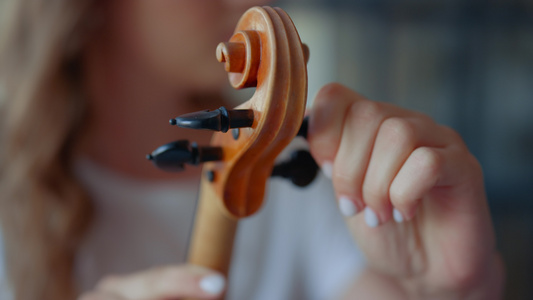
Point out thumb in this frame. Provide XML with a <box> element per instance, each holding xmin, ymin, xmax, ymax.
<box><xmin>96</xmin><ymin>265</ymin><xmax>226</xmax><ymax>299</ymax></box>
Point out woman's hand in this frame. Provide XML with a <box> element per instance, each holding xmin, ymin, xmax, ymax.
<box><xmin>78</xmin><ymin>265</ymin><xmax>225</xmax><ymax>300</ymax></box>
<box><xmin>308</xmin><ymin>83</ymin><xmax>504</xmax><ymax>299</ymax></box>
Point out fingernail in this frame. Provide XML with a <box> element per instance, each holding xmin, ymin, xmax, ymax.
<box><xmin>199</xmin><ymin>274</ymin><xmax>225</xmax><ymax>295</ymax></box>
<box><xmin>364</xmin><ymin>207</ymin><xmax>379</xmax><ymax>228</ymax></box>
<box><xmin>393</xmin><ymin>208</ymin><xmax>404</xmax><ymax>223</ymax></box>
<box><xmin>339</xmin><ymin>196</ymin><xmax>357</xmax><ymax>217</ymax></box>
<box><xmin>321</xmin><ymin>162</ymin><xmax>333</xmax><ymax>179</ymax></box>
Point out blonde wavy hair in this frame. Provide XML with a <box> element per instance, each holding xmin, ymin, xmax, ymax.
<box><xmin>0</xmin><ymin>0</ymin><xmax>99</xmax><ymax>298</ymax></box>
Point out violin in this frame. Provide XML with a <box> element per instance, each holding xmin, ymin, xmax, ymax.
<box><xmin>148</xmin><ymin>6</ymin><xmax>316</xmax><ymax>299</ymax></box>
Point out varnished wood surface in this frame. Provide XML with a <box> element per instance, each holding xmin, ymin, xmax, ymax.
<box><xmin>186</xmin><ymin>6</ymin><xmax>308</xmax><ymax>299</ymax></box>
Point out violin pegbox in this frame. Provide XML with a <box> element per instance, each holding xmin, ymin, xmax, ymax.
<box><xmin>149</xmin><ymin>6</ymin><xmax>309</xmax><ymax>219</ymax></box>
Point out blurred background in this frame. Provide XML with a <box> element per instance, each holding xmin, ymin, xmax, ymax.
<box><xmin>0</xmin><ymin>0</ymin><xmax>529</xmax><ymax>298</ymax></box>
<box><xmin>272</xmin><ymin>0</ymin><xmax>532</xmax><ymax>298</ymax></box>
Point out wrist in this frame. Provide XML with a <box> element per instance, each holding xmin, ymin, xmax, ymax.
<box><xmin>399</xmin><ymin>252</ymin><xmax>504</xmax><ymax>300</ymax></box>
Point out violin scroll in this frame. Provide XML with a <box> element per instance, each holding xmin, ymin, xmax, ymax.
<box><xmin>216</xmin><ymin>30</ymin><xmax>261</xmax><ymax>89</ymax></box>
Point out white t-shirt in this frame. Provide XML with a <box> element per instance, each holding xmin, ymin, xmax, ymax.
<box><xmin>0</xmin><ymin>154</ymin><xmax>364</xmax><ymax>299</ymax></box>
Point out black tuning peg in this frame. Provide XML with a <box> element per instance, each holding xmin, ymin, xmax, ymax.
<box><xmin>170</xmin><ymin>106</ymin><xmax>254</xmax><ymax>133</ymax></box>
<box><xmin>271</xmin><ymin>149</ymin><xmax>319</xmax><ymax>187</ymax></box>
<box><xmin>147</xmin><ymin>140</ymin><xmax>223</xmax><ymax>172</ymax></box>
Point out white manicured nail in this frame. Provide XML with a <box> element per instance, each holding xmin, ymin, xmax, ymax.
<box><xmin>393</xmin><ymin>208</ymin><xmax>404</xmax><ymax>223</ymax></box>
<box><xmin>364</xmin><ymin>207</ymin><xmax>379</xmax><ymax>228</ymax></box>
<box><xmin>321</xmin><ymin>162</ymin><xmax>333</xmax><ymax>179</ymax></box>
<box><xmin>199</xmin><ymin>274</ymin><xmax>225</xmax><ymax>295</ymax></box>
<box><xmin>339</xmin><ymin>196</ymin><xmax>357</xmax><ymax>217</ymax></box>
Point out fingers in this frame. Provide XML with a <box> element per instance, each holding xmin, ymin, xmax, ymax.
<box><xmin>86</xmin><ymin>265</ymin><xmax>225</xmax><ymax>300</ymax></box>
<box><xmin>308</xmin><ymin>83</ymin><xmax>368</xmax><ymax>176</ymax></box>
<box><xmin>390</xmin><ymin>142</ymin><xmax>484</xmax><ymax>220</ymax></box>
<box><xmin>309</xmin><ymin>83</ymin><xmax>471</xmax><ymax>227</ymax></box>
<box><xmin>361</xmin><ymin>117</ymin><xmax>449</xmax><ymax>224</ymax></box>
<box><xmin>330</xmin><ymin>98</ymin><xmax>387</xmax><ymax>215</ymax></box>
<box><xmin>389</xmin><ymin>147</ymin><xmax>445</xmax><ymax>221</ymax></box>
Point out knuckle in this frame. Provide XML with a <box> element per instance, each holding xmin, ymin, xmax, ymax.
<box><xmin>348</xmin><ymin>99</ymin><xmax>382</xmax><ymax>124</ymax></box>
<box><xmin>331</xmin><ymin>165</ymin><xmax>364</xmax><ymax>199</ymax></box>
<box><xmin>469</xmin><ymin>153</ymin><xmax>483</xmax><ymax>175</ymax></box>
<box><xmin>331</xmin><ymin>168</ymin><xmax>356</xmax><ymax>193</ymax></box>
<box><xmin>379</xmin><ymin>117</ymin><xmax>417</xmax><ymax>147</ymax></box>
<box><xmin>464</xmin><ymin>151</ymin><xmax>484</xmax><ymax>184</ymax></box>
<box><xmin>315</xmin><ymin>82</ymin><xmax>349</xmax><ymax>104</ymax></box>
<box><xmin>414</xmin><ymin>147</ymin><xmax>443</xmax><ymax>177</ymax></box>
<box><xmin>309</xmin><ymin>136</ymin><xmax>337</xmax><ymax>160</ymax></box>
<box><xmin>389</xmin><ymin>184</ymin><xmax>409</xmax><ymax>207</ymax></box>
<box><xmin>362</xmin><ymin>181</ymin><xmax>387</xmax><ymax>205</ymax></box>
<box><xmin>446</xmin><ymin>262</ymin><xmax>486</xmax><ymax>293</ymax></box>
<box><xmin>440</xmin><ymin>125</ymin><xmax>465</xmax><ymax>145</ymax></box>
<box><xmin>412</xmin><ymin>110</ymin><xmax>435</xmax><ymax>124</ymax></box>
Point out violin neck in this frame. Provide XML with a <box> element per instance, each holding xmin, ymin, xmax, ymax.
<box><xmin>187</xmin><ymin>179</ymin><xmax>238</xmax><ymax>297</ymax></box>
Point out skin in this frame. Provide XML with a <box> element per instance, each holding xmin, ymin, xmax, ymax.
<box><xmin>77</xmin><ymin>0</ymin><xmax>503</xmax><ymax>299</ymax></box>
<box><xmin>309</xmin><ymin>85</ymin><xmax>504</xmax><ymax>299</ymax></box>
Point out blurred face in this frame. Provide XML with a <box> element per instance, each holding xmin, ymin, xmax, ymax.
<box><xmin>106</xmin><ymin>0</ymin><xmax>273</xmax><ymax>93</ymax></box>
